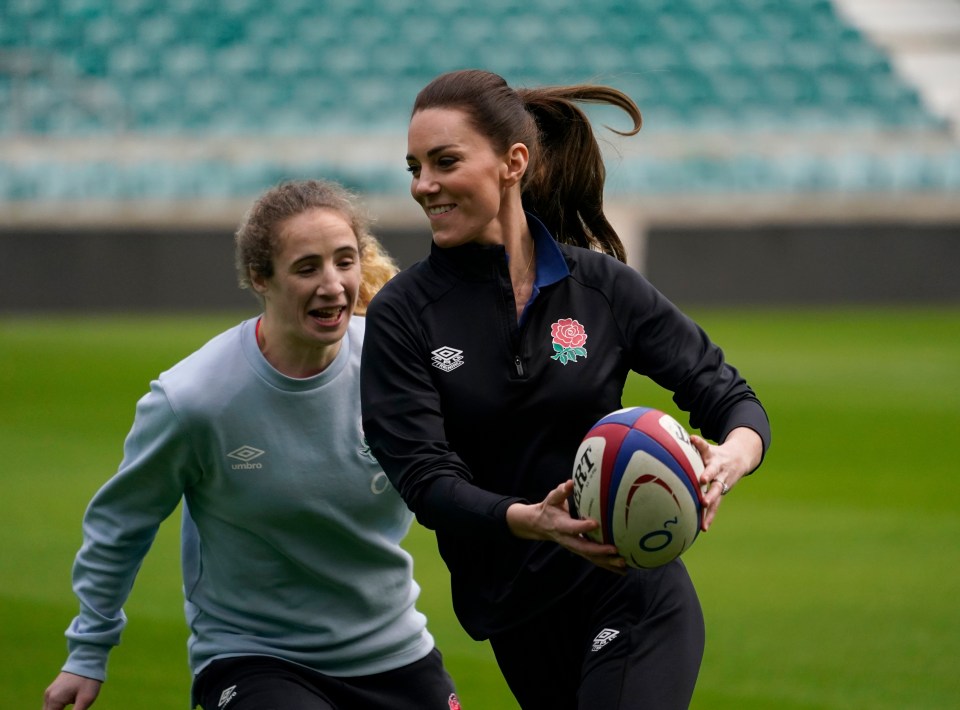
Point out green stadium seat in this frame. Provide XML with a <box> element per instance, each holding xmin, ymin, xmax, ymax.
<box><xmin>135</xmin><ymin>14</ymin><xmax>181</xmax><ymax>50</ymax></box>
<box><xmin>0</xmin><ymin>0</ymin><xmax>954</xmax><ymax>198</ymax></box>
<box><xmin>162</xmin><ymin>44</ymin><xmax>211</xmax><ymax>80</ymax></box>
<box><xmin>109</xmin><ymin>43</ymin><xmax>161</xmax><ymax>79</ymax></box>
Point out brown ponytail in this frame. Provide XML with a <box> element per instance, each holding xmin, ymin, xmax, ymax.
<box><xmin>518</xmin><ymin>85</ymin><xmax>641</xmax><ymax>262</ymax></box>
<box><xmin>412</xmin><ymin>70</ymin><xmax>641</xmax><ymax>262</ymax></box>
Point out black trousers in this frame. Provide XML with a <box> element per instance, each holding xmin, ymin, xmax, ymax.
<box><xmin>488</xmin><ymin>560</ymin><xmax>705</xmax><ymax>710</ymax></box>
<box><xmin>191</xmin><ymin>649</ymin><xmax>459</xmax><ymax>710</ymax></box>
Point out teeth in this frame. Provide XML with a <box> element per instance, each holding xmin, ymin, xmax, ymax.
<box><xmin>428</xmin><ymin>205</ymin><xmax>454</xmax><ymax>215</ymax></box>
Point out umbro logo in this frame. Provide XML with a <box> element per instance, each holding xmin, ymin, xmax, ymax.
<box><xmin>228</xmin><ymin>445</ymin><xmax>264</xmax><ymax>470</ymax></box>
<box><xmin>591</xmin><ymin>628</ymin><xmax>620</xmax><ymax>652</ymax></box>
<box><xmin>431</xmin><ymin>346</ymin><xmax>464</xmax><ymax>372</ymax></box>
<box><xmin>218</xmin><ymin>684</ymin><xmax>237</xmax><ymax>707</ymax></box>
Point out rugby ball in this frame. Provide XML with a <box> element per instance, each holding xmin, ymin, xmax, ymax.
<box><xmin>571</xmin><ymin>407</ymin><xmax>705</xmax><ymax>568</ymax></box>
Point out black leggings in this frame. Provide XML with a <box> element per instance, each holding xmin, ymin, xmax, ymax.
<box><xmin>191</xmin><ymin>650</ymin><xmax>459</xmax><ymax>710</ymax></box>
<box><xmin>489</xmin><ymin>560</ymin><xmax>705</xmax><ymax>710</ymax></box>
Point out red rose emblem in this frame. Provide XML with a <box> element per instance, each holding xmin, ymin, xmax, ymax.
<box><xmin>550</xmin><ymin>318</ymin><xmax>588</xmax><ymax>365</ymax></box>
<box><xmin>551</xmin><ymin>318</ymin><xmax>587</xmax><ymax>349</ymax></box>
<box><xmin>448</xmin><ymin>693</ymin><xmax>462</xmax><ymax>710</ymax></box>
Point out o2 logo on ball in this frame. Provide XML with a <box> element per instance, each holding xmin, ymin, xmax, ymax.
<box><xmin>627</xmin><ymin>474</ymin><xmax>682</xmax><ymax>553</ymax></box>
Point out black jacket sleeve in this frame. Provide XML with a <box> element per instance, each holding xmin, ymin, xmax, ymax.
<box><xmin>608</xmin><ymin>261</ymin><xmax>771</xmax><ymax>459</ymax></box>
<box><xmin>360</xmin><ymin>285</ymin><xmax>523</xmax><ymax>537</ymax></box>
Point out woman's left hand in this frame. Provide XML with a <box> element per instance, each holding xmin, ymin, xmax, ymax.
<box><xmin>691</xmin><ymin>427</ymin><xmax>763</xmax><ymax>531</ymax></box>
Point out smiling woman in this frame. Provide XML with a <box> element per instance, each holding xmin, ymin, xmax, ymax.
<box><xmin>41</xmin><ymin>179</ymin><xmax>464</xmax><ymax>710</ymax></box>
<box><xmin>249</xmin><ymin>207</ymin><xmax>362</xmax><ymax>377</ymax></box>
<box><xmin>235</xmin><ymin>181</ymin><xmax>400</xmax><ymax>379</ymax></box>
<box><xmin>362</xmin><ymin>69</ymin><xmax>770</xmax><ymax>710</ymax></box>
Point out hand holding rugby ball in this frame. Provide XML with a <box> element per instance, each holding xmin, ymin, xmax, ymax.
<box><xmin>572</xmin><ymin>407</ymin><xmax>705</xmax><ymax>569</ymax></box>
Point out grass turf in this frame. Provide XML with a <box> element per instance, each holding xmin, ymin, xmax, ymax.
<box><xmin>2</xmin><ymin>306</ymin><xmax>958</xmax><ymax>708</ymax></box>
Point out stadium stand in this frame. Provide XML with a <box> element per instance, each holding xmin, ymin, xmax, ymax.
<box><xmin>2</xmin><ymin>0</ymin><xmax>958</xmax><ymax>307</ymax></box>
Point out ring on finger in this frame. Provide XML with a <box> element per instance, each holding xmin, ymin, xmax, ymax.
<box><xmin>716</xmin><ymin>478</ymin><xmax>730</xmax><ymax>496</ymax></box>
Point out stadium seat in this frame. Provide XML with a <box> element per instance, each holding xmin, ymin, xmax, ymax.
<box><xmin>0</xmin><ymin>0</ymin><xmax>954</xmax><ymax>200</ymax></box>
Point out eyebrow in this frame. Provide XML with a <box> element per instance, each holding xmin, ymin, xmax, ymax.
<box><xmin>290</xmin><ymin>245</ymin><xmax>358</xmax><ymax>264</ymax></box>
<box><xmin>406</xmin><ymin>143</ymin><xmax>456</xmax><ymax>162</ymax></box>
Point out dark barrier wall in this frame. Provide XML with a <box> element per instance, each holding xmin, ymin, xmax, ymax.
<box><xmin>2</xmin><ymin>228</ymin><xmax>253</xmax><ymax>312</ymax></box>
<box><xmin>645</xmin><ymin>223</ymin><xmax>960</xmax><ymax>306</ymax></box>
<box><xmin>1</xmin><ymin>223</ymin><xmax>958</xmax><ymax>312</ymax></box>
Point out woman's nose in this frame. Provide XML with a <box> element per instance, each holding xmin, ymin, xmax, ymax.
<box><xmin>413</xmin><ymin>169</ymin><xmax>439</xmax><ymax>197</ymax></box>
<box><xmin>316</xmin><ymin>266</ymin><xmax>344</xmax><ymax>295</ymax></box>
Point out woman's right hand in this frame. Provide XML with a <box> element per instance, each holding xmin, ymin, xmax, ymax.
<box><xmin>506</xmin><ymin>480</ymin><xmax>626</xmax><ymax>574</ymax></box>
<box><xmin>43</xmin><ymin>672</ymin><xmax>102</xmax><ymax>710</ymax></box>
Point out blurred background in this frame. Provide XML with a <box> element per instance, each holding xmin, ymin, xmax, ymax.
<box><xmin>2</xmin><ymin>0</ymin><xmax>958</xmax><ymax>312</ymax></box>
<box><xmin>3</xmin><ymin>3</ymin><xmax>960</xmax><ymax>708</ymax></box>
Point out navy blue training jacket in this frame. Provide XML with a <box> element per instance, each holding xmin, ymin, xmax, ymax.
<box><xmin>360</xmin><ymin>216</ymin><xmax>770</xmax><ymax>640</ymax></box>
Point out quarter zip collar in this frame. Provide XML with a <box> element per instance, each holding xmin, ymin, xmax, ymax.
<box><xmin>527</xmin><ymin>210</ymin><xmax>569</xmax><ymax>291</ymax></box>
<box><xmin>428</xmin><ymin>211</ymin><xmax>571</xmax><ymax>288</ymax></box>
<box><xmin>429</xmin><ymin>239</ymin><xmax>503</xmax><ymax>281</ymax></box>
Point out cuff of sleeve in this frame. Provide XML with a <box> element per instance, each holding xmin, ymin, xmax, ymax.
<box><xmin>419</xmin><ymin>476</ymin><xmax>524</xmax><ymax>539</ymax></box>
<box><xmin>63</xmin><ymin>642</ymin><xmax>110</xmax><ymax>682</ymax></box>
<box><xmin>491</xmin><ymin>495</ymin><xmax>527</xmax><ymax>539</ymax></box>
<box><xmin>719</xmin><ymin>401</ymin><xmax>771</xmax><ymax>470</ymax></box>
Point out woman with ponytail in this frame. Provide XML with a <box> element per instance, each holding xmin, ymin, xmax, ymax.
<box><xmin>44</xmin><ymin>180</ymin><xmax>460</xmax><ymax>710</ymax></box>
<box><xmin>360</xmin><ymin>70</ymin><xmax>770</xmax><ymax>710</ymax></box>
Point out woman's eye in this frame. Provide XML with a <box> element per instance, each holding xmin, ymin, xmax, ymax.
<box><xmin>406</xmin><ymin>164</ymin><xmax>420</xmax><ymax>174</ymax></box>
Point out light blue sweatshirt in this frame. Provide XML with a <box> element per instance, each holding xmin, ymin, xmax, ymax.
<box><xmin>62</xmin><ymin>316</ymin><xmax>434</xmax><ymax>682</ymax></box>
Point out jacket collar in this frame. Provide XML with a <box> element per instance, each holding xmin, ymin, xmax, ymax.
<box><xmin>428</xmin><ymin>211</ymin><xmax>571</xmax><ymax>285</ymax></box>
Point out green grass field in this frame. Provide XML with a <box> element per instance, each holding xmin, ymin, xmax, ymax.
<box><xmin>3</xmin><ymin>307</ymin><xmax>958</xmax><ymax>709</ymax></box>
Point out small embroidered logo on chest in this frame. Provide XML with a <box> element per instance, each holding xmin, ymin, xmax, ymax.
<box><xmin>431</xmin><ymin>346</ymin><xmax>465</xmax><ymax>372</ymax></box>
<box><xmin>550</xmin><ymin>318</ymin><xmax>588</xmax><ymax>365</ymax></box>
<box><xmin>218</xmin><ymin>684</ymin><xmax>238</xmax><ymax>707</ymax></box>
<box><xmin>591</xmin><ymin>627</ymin><xmax>620</xmax><ymax>652</ymax></box>
<box><xmin>228</xmin><ymin>445</ymin><xmax>264</xmax><ymax>470</ymax></box>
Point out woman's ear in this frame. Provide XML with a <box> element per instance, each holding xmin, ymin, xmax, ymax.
<box><xmin>502</xmin><ymin>142</ymin><xmax>529</xmax><ymax>188</ymax></box>
<box><xmin>250</xmin><ymin>267</ymin><xmax>269</xmax><ymax>295</ymax></box>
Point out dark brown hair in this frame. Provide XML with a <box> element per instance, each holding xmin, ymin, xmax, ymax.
<box><xmin>412</xmin><ymin>69</ymin><xmax>642</xmax><ymax>262</ymax></box>
<box><xmin>235</xmin><ymin>179</ymin><xmax>397</xmax><ymax>314</ymax></box>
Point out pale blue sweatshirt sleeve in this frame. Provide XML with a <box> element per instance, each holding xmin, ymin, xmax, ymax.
<box><xmin>62</xmin><ymin>380</ymin><xmax>199</xmax><ymax>681</ymax></box>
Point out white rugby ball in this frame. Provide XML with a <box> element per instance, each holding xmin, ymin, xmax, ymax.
<box><xmin>572</xmin><ymin>407</ymin><xmax>705</xmax><ymax>568</ymax></box>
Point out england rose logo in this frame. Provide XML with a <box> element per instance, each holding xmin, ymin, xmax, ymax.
<box><xmin>550</xmin><ymin>318</ymin><xmax>588</xmax><ymax>365</ymax></box>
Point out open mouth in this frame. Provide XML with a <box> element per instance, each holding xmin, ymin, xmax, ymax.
<box><xmin>309</xmin><ymin>306</ymin><xmax>346</xmax><ymax>325</ymax></box>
